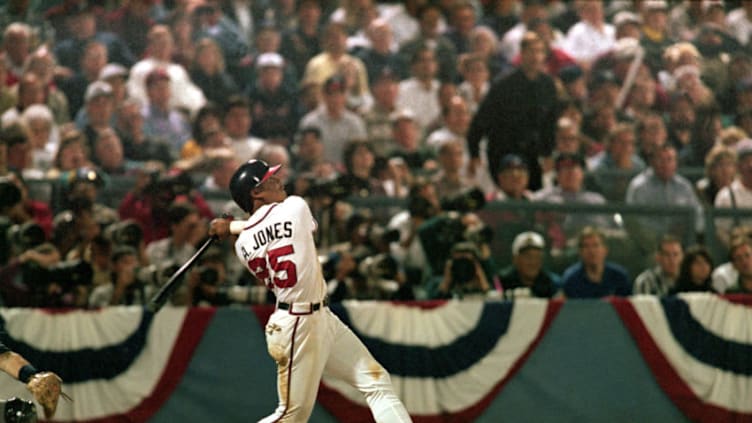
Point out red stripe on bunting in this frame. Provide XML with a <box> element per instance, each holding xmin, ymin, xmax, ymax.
<box><xmin>68</xmin><ymin>307</ymin><xmax>217</xmax><ymax>423</ymax></box>
<box><xmin>317</xmin><ymin>299</ymin><xmax>564</xmax><ymax>422</ymax></box>
<box><xmin>610</xmin><ymin>298</ymin><xmax>752</xmax><ymax>423</ymax></box>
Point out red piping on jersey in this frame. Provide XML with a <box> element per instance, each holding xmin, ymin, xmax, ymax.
<box><xmin>245</xmin><ymin>203</ymin><xmax>279</xmax><ymax>231</ymax></box>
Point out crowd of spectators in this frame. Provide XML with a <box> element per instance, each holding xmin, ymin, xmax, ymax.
<box><xmin>2</xmin><ymin>0</ymin><xmax>752</xmax><ymax>308</ymax></box>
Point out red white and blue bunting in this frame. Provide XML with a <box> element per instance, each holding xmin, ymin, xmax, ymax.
<box><xmin>612</xmin><ymin>294</ymin><xmax>752</xmax><ymax>422</ymax></box>
<box><xmin>318</xmin><ymin>299</ymin><xmax>562</xmax><ymax>422</ymax></box>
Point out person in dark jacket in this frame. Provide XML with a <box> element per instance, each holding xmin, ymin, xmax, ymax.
<box><xmin>466</xmin><ymin>31</ymin><xmax>557</xmax><ymax>191</ymax></box>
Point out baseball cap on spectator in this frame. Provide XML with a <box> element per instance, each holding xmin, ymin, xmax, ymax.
<box><xmin>84</xmin><ymin>80</ymin><xmax>113</xmax><ymax>102</ymax></box>
<box><xmin>512</xmin><ymin>231</ymin><xmax>545</xmax><ymax>256</ymax></box>
<box><xmin>389</xmin><ymin>108</ymin><xmax>416</xmax><ymax>123</ymax></box>
<box><xmin>643</xmin><ymin>0</ymin><xmax>669</xmax><ymax>11</ymax></box>
<box><xmin>589</xmin><ymin>70</ymin><xmax>619</xmax><ymax>92</ymax></box>
<box><xmin>146</xmin><ymin>67</ymin><xmax>170</xmax><ymax>86</ymax></box>
<box><xmin>613</xmin><ymin>10</ymin><xmax>641</xmax><ymax>27</ymax></box>
<box><xmin>735</xmin><ymin>138</ymin><xmax>752</xmax><ymax>159</ymax></box>
<box><xmin>370</xmin><ymin>66</ymin><xmax>398</xmax><ymax>87</ymax></box>
<box><xmin>99</xmin><ymin>63</ymin><xmax>129</xmax><ymax>81</ymax></box>
<box><xmin>256</xmin><ymin>52</ymin><xmax>284</xmax><ymax>68</ymax></box>
<box><xmin>497</xmin><ymin>154</ymin><xmax>528</xmax><ymax>173</ymax></box>
<box><xmin>702</xmin><ymin>0</ymin><xmax>725</xmax><ymax>12</ymax></box>
<box><xmin>558</xmin><ymin>65</ymin><xmax>583</xmax><ymax>85</ymax></box>
<box><xmin>554</xmin><ymin>152</ymin><xmax>586</xmax><ymax>170</ymax></box>
<box><xmin>322</xmin><ymin>74</ymin><xmax>346</xmax><ymax>94</ymax></box>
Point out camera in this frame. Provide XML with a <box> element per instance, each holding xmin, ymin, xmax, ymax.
<box><xmin>448</xmin><ymin>242</ymin><xmax>481</xmax><ymax>285</ymax></box>
<box><xmin>7</xmin><ymin>222</ymin><xmax>45</xmax><ymax>253</ymax></box>
<box><xmin>305</xmin><ymin>178</ymin><xmax>349</xmax><ymax>201</ymax></box>
<box><xmin>197</xmin><ymin>265</ymin><xmax>219</xmax><ymax>285</ymax></box>
<box><xmin>356</xmin><ymin>253</ymin><xmax>400</xmax><ymax>298</ymax></box>
<box><xmin>137</xmin><ymin>261</ymin><xmax>180</xmax><ymax>286</ymax></box>
<box><xmin>105</xmin><ymin>219</ymin><xmax>144</xmax><ymax>248</ymax></box>
<box><xmin>440</xmin><ymin>188</ymin><xmax>486</xmax><ymax>213</ymax></box>
<box><xmin>23</xmin><ymin>259</ymin><xmax>93</xmax><ymax>289</ymax></box>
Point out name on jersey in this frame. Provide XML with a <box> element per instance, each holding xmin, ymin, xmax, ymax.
<box><xmin>241</xmin><ymin>221</ymin><xmax>293</xmax><ymax>259</ymax></box>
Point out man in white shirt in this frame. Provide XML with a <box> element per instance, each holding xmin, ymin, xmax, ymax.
<box><xmin>396</xmin><ymin>46</ymin><xmax>441</xmax><ymax>132</ymax></box>
<box><xmin>563</xmin><ymin>1</ymin><xmax>615</xmax><ymax>65</ymax></box>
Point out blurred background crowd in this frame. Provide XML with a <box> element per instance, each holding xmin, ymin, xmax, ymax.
<box><xmin>2</xmin><ymin>0</ymin><xmax>752</xmax><ymax>308</ymax></box>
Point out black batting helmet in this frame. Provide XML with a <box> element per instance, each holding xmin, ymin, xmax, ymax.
<box><xmin>229</xmin><ymin>159</ymin><xmax>281</xmax><ymax>212</ymax></box>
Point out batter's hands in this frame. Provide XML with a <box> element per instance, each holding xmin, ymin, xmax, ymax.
<box><xmin>26</xmin><ymin>371</ymin><xmax>69</xmax><ymax>419</ymax></box>
<box><xmin>209</xmin><ymin>218</ymin><xmax>231</xmax><ymax>239</ymax></box>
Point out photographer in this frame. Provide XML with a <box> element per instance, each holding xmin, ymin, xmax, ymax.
<box><xmin>89</xmin><ymin>245</ymin><xmax>152</xmax><ymax>307</ymax></box>
<box><xmin>433</xmin><ymin>242</ymin><xmax>500</xmax><ymax>300</ymax></box>
<box><xmin>0</xmin><ymin>243</ymin><xmax>60</xmax><ymax>307</ymax></box>
<box><xmin>118</xmin><ymin>168</ymin><xmax>214</xmax><ymax>244</ymax></box>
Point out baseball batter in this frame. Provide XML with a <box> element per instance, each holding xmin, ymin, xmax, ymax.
<box><xmin>209</xmin><ymin>160</ymin><xmax>411</xmax><ymax>422</ymax></box>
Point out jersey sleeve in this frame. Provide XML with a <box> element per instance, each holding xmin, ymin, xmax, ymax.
<box><xmin>287</xmin><ymin>196</ymin><xmax>317</xmax><ymax>233</ymax></box>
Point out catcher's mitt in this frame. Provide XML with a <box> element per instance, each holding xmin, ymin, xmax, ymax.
<box><xmin>25</xmin><ymin>372</ymin><xmax>62</xmax><ymax>419</ymax></box>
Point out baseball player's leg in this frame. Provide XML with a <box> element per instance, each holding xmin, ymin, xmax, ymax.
<box><xmin>323</xmin><ymin>311</ymin><xmax>412</xmax><ymax>423</ymax></box>
<box><xmin>258</xmin><ymin>312</ymin><xmax>329</xmax><ymax>423</ymax></box>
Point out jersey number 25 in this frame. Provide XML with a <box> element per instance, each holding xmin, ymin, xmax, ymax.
<box><xmin>247</xmin><ymin>245</ymin><xmax>299</xmax><ymax>289</ymax></box>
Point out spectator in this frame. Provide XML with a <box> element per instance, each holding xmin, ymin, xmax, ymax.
<box><xmin>88</xmin><ymin>245</ymin><xmax>151</xmax><ymax>307</ymax></box>
<box><xmin>396</xmin><ymin>46</ymin><xmax>441</xmax><ymax>132</ymax></box>
<box><xmin>457</xmin><ymin>53</ymin><xmax>490</xmax><ymax>115</ymax></box>
<box><xmin>488</xmin><ymin>154</ymin><xmax>533</xmax><ymax>201</ymax></box>
<box><xmin>666</xmin><ymin>91</ymin><xmax>696</xmax><ymax>151</ymax></box>
<box><xmin>362</xmin><ymin>68</ymin><xmax>400</xmax><ymax>159</ymax></box>
<box><xmin>499</xmin><ymin>0</ymin><xmax>548</xmax><ymax>62</ymax></box>
<box><xmin>640</xmin><ymin>0</ymin><xmax>674</xmax><ymax>73</ymax></box>
<box><xmin>191</xmin><ymin>3</ymin><xmax>252</xmax><ymax>88</ymax></box>
<box><xmin>636</xmin><ymin>112</ymin><xmax>669</xmax><ymax>161</ymax></box>
<box><xmin>127</xmin><ymin>25</ymin><xmax>206</xmax><ymax>116</ymax></box>
<box><xmin>118</xmin><ymin>170</ymin><xmax>214</xmax><ymax>244</ymax></box>
<box><xmin>467</xmin><ymin>31</ymin><xmax>557</xmax><ymax>191</ymax></box>
<box><xmin>299</xmin><ymin>74</ymin><xmax>367</xmax><ymax>168</ymax></box>
<box><xmin>500</xmin><ymin>231</ymin><xmax>560</xmax><ymax>299</ymax></box>
<box><xmin>387</xmin><ymin>109</ymin><xmax>435</xmax><ymax>172</ymax></box>
<box><xmin>433</xmin><ymin>242</ymin><xmax>497</xmax><ymax>300</ymax></box>
<box><xmin>21</xmin><ymin>104</ymin><xmax>58</xmax><ymax>173</ymax></box>
<box><xmin>145</xmin><ymin>202</ymin><xmax>201</xmax><ymax>268</ymax></box>
<box><xmin>432</xmin><ymin>139</ymin><xmax>477</xmax><ymax>202</ymax></box>
<box><xmin>696</xmin><ymin>143</ymin><xmax>736</xmax><ymax>207</ymax></box>
<box><xmin>468</xmin><ymin>25</ymin><xmax>509</xmax><ymax>80</ymax></box>
<box><xmin>247</xmin><ymin>53</ymin><xmax>299</xmax><ymax>144</ymax></box>
<box><xmin>279</xmin><ymin>0</ymin><xmax>323</xmax><ymax>82</ymax></box>
<box><xmin>356</xmin><ymin>18</ymin><xmax>406</xmax><ymax>83</ymax></box>
<box><xmin>680</xmin><ymin>103</ymin><xmax>722</xmax><ymax>167</ymax></box>
<box><xmin>91</xmin><ymin>128</ymin><xmax>135</xmax><ymax>176</ymax></box>
<box><xmin>533</xmin><ymin>152</ymin><xmax>614</xmax><ymax>250</ymax></box>
<box><xmin>1</xmin><ymin>73</ymin><xmax>44</xmax><ymax>128</ymax></box>
<box><xmin>671</xmin><ymin>244</ymin><xmax>715</xmax><ymax>294</ymax></box>
<box><xmin>557</xmin><ymin>64</ymin><xmax>587</xmax><ymax>107</ymax></box>
<box><xmin>53</xmin><ymin>6</ymin><xmax>135</xmax><ymax>73</ymax></box>
<box><xmin>512</xmin><ymin>17</ymin><xmax>575</xmax><ymax>77</ymax></box>
<box><xmin>103</xmin><ymin>0</ymin><xmax>157</xmax><ymax>58</ymax></box>
<box><xmin>180</xmin><ymin>102</ymin><xmax>226</xmax><ymax>160</ymax></box>
<box><xmin>0</xmin><ymin>53</ymin><xmax>15</xmax><ymax>116</ymax></box>
<box><xmin>2</xmin><ymin>23</ymin><xmax>33</xmax><ymax>86</ymax></box>
<box><xmin>613</xmin><ymin>10</ymin><xmax>642</xmax><ymax>41</ymax></box>
<box><xmin>2</xmin><ymin>122</ymin><xmax>34</xmax><ymax>180</ymax></box>
<box><xmin>48</xmin><ymin>126</ymin><xmax>94</xmax><ymax>179</ymax></box>
<box><xmin>561</xmin><ymin>226</ymin><xmax>631</xmax><ymax>298</ymax></box>
<box><xmin>399</xmin><ymin>3</ymin><xmax>457</xmax><ymax>82</ymax></box>
<box><xmin>189</xmin><ymin>38</ymin><xmax>239</xmax><ymax>109</ymax></box>
<box><xmin>633</xmin><ymin>234</ymin><xmax>684</xmax><ymax>295</ymax></box>
<box><xmin>23</xmin><ymin>47</ymin><xmax>70</xmax><ymax>125</ymax></box>
<box><xmin>141</xmin><ymin>67</ymin><xmax>192</xmax><ymax>157</ymax></box>
<box><xmin>626</xmin><ymin>144</ymin><xmax>704</xmax><ymax>237</ymax></box>
<box><xmin>115</xmin><ymin>98</ymin><xmax>173</xmax><ymax>166</ymax></box>
<box><xmin>563</xmin><ymin>0</ymin><xmax>615</xmax><ymax>67</ymax></box>
<box><xmin>727</xmin><ymin>235</ymin><xmax>752</xmax><ymax>294</ymax></box>
<box><xmin>715</xmin><ymin>139</ymin><xmax>752</xmax><ymax>247</ymax></box>
<box><xmin>726</xmin><ymin>1</ymin><xmax>752</xmax><ymax>47</ymax></box>
<box><xmin>80</xmin><ymin>80</ymin><xmax>115</xmax><ymax>151</ymax></box>
<box><xmin>332</xmin><ymin>140</ymin><xmax>385</xmax><ymax>199</ymax></box>
<box><xmin>442</xmin><ymin>1</ymin><xmax>477</xmax><ymax>55</ymax></box>
<box><xmin>588</xmin><ymin>123</ymin><xmax>646</xmax><ymax>202</ymax></box>
<box><xmin>59</xmin><ymin>41</ymin><xmax>108</xmax><ymax>120</ymax></box>
<box><xmin>302</xmin><ymin>22</ymin><xmax>369</xmax><ymax>100</ymax></box>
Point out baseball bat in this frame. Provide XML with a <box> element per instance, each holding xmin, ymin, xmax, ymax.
<box><xmin>146</xmin><ymin>235</ymin><xmax>217</xmax><ymax>313</ymax></box>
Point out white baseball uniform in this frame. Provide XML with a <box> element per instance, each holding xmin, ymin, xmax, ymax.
<box><xmin>234</xmin><ymin>195</ymin><xmax>411</xmax><ymax>422</ymax></box>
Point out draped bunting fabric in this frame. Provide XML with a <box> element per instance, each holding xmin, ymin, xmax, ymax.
<box><xmin>0</xmin><ymin>296</ymin><xmax>747</xmax><ymax>422</ymax></box>
<box><xmin>611</xmin><ymin>294</ymin><xmax>752</xmax><ymax>423</ymax></box>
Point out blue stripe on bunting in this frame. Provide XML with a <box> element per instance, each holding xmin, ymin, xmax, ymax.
<box><xmin>0</xmin><ymin>309</ymin><xmax>155</xmax><ymax>383</ymax></box>
<box><xmin>332</xmin><ymin>302</ymin><xmax>512</xmax><ymax>378</ymax></box>
<box><xmin>661</xmin><ymin>297</ymin><xmax>752</xmax><ymax>376</ymax></box>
